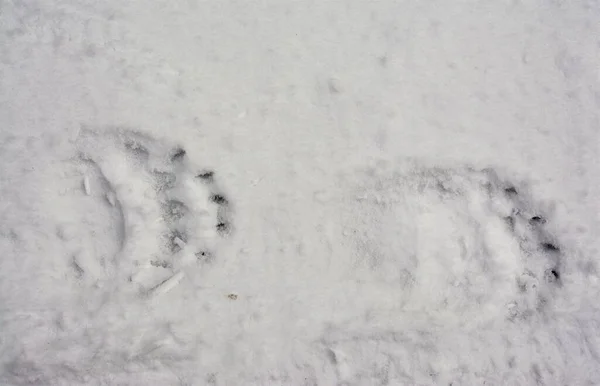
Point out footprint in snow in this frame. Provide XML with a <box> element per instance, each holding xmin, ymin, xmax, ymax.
<box><xmin>339</xmin><ymin>164</ymin><xmax>563</xmax><ymax>323</ymax></box>
<box><xmin>73</xmin><ymin>128</ymin><xmax>232</xmax><ymax>296</ymax></box>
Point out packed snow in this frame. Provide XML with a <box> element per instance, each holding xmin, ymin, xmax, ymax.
<box><xmin>1</xmin><ymin>1</ymin><xmax>600</xmax><ymax>385</ymax></box>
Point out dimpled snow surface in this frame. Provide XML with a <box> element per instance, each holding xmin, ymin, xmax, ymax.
<box><xmin>1</xmin><ymin>1</ymin><xmax>600</xmax><ymax>385</ymax></box>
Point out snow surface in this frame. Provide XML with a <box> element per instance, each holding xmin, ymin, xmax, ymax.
<box><xmin>1</xmin><ymin>1</ymin><xmax>600</xmax><ymax>385</ymax></box>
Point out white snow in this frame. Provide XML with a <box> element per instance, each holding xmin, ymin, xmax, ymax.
<box><xmin>1</xmin><ymin>1</ymin><xmax>600</xmax><ymax>385</ymax></box>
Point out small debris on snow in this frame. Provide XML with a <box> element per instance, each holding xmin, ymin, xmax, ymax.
<box><xmin>173</xmin><ymin>237</ymin><xmax>186</xmax><ymax>249</ymax></box>
<box><xmin>83</xmin><ymin>175</ymin><xmax>91</xmax><ymax>195</ymax></box>
<box><xmin>149</xmin><ymin>271</ymin><xmax>184</xmax><ymax>296</ymax></box>
<box><xmin>227</xmin><ymin>293</ymin><xmax>238</xmax><ymax>300</ymax></box>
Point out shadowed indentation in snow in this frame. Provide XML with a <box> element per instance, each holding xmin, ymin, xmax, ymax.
<box><xmin>170</xmin><ymin>147</ymin><xmax>186</xmax><ymax>163</ymax></box>
<box><xmin>215</xmin><ymin>221</ymin><xmax>231</xmax><ymax>236</ymax></box>
<box><xmin>529</xmin><ymin>216</ymin><xmax>546</xmax><ymax>225</ymax></box>
<box><xmin>544</xmin><ymin>268</ymin><xmax>561</xmax><ymax>284</ymax></box>
<box><xmin>210</xmin><ymin>193</ymin><xmax>228</xmax><ymax>205</ymax></box>
<box><xmin>71</xmin><ymin>256</ymin><xmax>85</xmax><ymax>279</ymax></box>
<box><xmin>196</xmin><ymin>170</ymin><xmax>215</xmax><ymax>182</ymax></box>
<box><xmin>504</xmin><ymin>186</ymin><xmax>518</xmax><ymax>196</ymax></box>
<box><xmin>541</xmin><ymin>242</ymin><xmax>560</xmax><ymax>253</ymax></box>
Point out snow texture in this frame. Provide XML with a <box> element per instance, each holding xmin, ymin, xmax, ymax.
<box><xmin>1</xmin><ymin>1</ymin><xmax>600</xmax><ymax>385</ymax></box>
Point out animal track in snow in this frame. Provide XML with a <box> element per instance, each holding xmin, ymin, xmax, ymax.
<box><xmin>74</xmin><ymin>128</ymin><xmax>232</xmax><ymax>296</ymax></box>
<box><xmin>339</xmin><ymin>164</ymin><xmax>563</xmax><ymax>323</ymax></box>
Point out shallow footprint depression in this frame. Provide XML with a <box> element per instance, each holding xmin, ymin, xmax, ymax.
<box><xmin>334</xmin><ymin>164</ymin><xmax>557</xmax><ymax>328</ymax></box>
